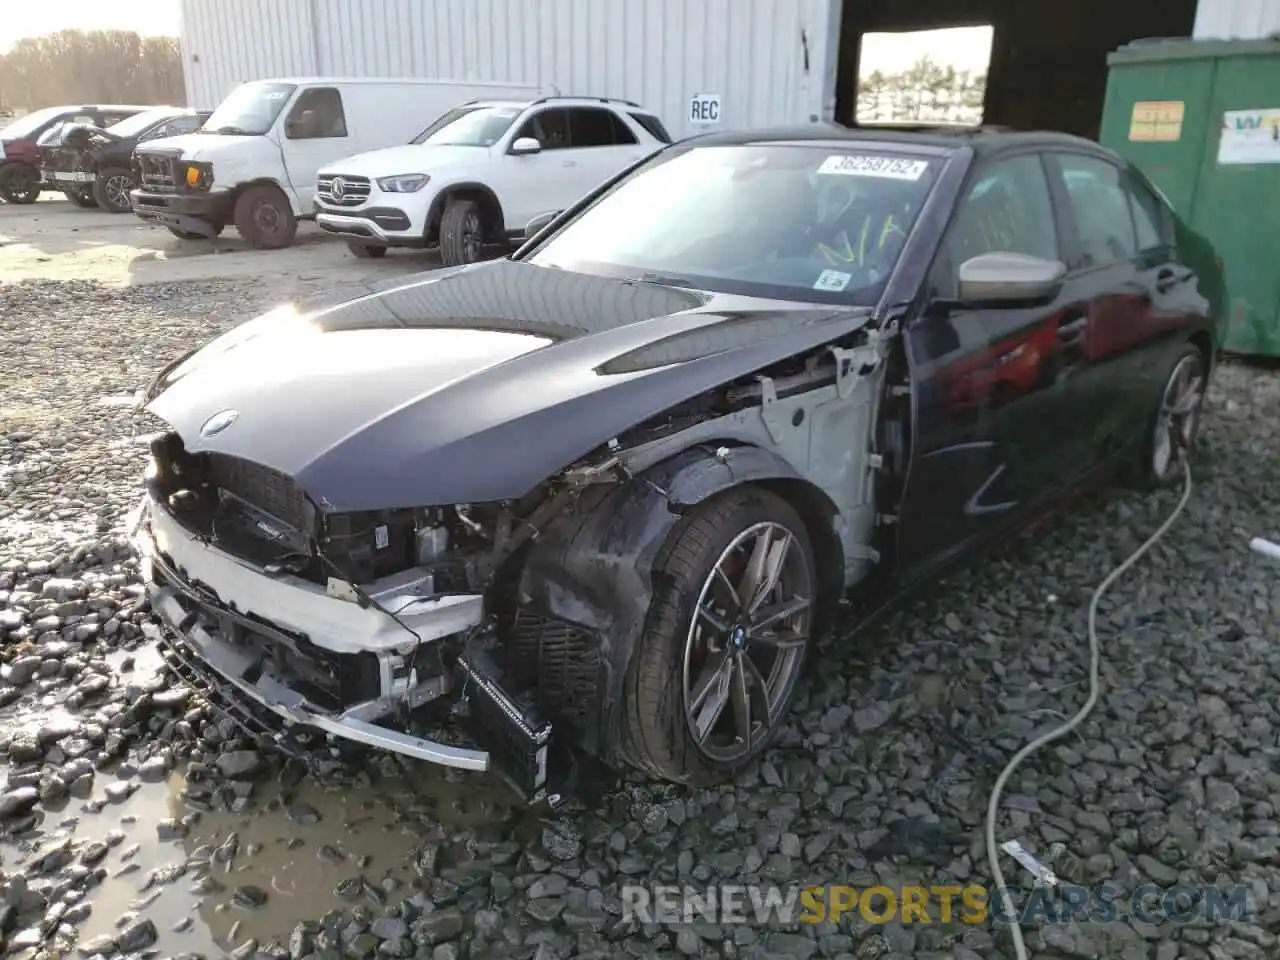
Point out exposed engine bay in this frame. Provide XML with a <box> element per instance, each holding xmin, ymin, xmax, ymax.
<box><xmin>133</xmin><ymin>324</ymin><xmax>894</xmax><ymax>803</ymax></box>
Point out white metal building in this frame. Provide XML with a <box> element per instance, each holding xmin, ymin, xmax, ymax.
<box><xmin>1193</xmin><ymin>0</ymin><xmax>1280</xmax><ymax>38</ymax></box>
<box><xmin>178</xmin><ymin>0</ymin><xmax>1280</xmax><ymax>135</ymax></box>
<box><xmin>178</xmin><ymin>0</ymin><xmax>841</xmax><ymax>138</ymax></box>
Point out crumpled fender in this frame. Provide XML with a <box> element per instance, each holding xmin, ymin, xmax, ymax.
<box><xmin>516</xmin><ymin>442</ymin><xmax>839</xmax><ymax>761</ymax></box>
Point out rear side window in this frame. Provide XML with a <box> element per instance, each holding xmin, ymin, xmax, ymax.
<box><xmin>1126</xmin><ymin>174</ymin><xmax>1174</xmax><ymax>253</ymax></box>
<box><xmin>566</xmin><ymin>107</ymin><xmax>637</xmax><ymax>147</ymax></box>
<box><xmin>1054</xmin><ymin>154</ymin><xmax>1137</xmax><ymax>268</ymax></box>
<box><xmin>285</xmin><ymin>88</ymin><xmax>347</xmax><ymax>139</ymax></box>
<box><xmin>629</xmin><ymin>111</ymin><xmax>672</xmax><ymax>143</ymax></box>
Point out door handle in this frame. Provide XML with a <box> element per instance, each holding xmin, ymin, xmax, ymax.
<box><xmin>1056</xmin><ymin>314</ymin><xmax>1087</xmax><ymax>341</ymax></box>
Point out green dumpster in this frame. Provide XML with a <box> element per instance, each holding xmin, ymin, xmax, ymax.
<box><xmin>1099</xmin><ymin>37</ymin><xmax>1280</xmax><ymax>357</ymax></box>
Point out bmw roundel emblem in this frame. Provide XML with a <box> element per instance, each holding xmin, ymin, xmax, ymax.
<box><xmin>200</xmin><ymin>409</ymin><xmax>239</xmax><ymax>437</ymax></box>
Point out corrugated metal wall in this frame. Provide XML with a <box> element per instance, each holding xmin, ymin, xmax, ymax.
<box><xmin>179</xmin><ymin>0</ymin><xmax>841</xmax><ymax>137</ymax></box>
<box><xmin>1193</xmin><ymin>0</ymin><xmax>1280</xmax><ymax>38</ymax></box>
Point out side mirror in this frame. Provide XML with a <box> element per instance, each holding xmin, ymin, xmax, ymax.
<box><xmin>956</xmin><ymin>252</ymin><xmax>1067</xmax><ymax>306</ymax></box>
<box><xmin>509</xmin><ymin>136</ymin><xmax>542</xmax><ymax>156</ymax></box>
<box><xmin>524</xmin><ymin>211</ymin><xmax>559</xmax><ymax>238</ymax></box>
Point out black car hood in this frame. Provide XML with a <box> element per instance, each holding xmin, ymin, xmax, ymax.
<box><xmin>147</xmin><ymin>259</ymin><xmax>873</xmax><ymax>511</ymax></box>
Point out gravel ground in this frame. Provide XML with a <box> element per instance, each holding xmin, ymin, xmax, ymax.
<box><xmin>1</xmin><ymin>277</ymin><xmax>1279</xmax><ymax>960</ymax></box>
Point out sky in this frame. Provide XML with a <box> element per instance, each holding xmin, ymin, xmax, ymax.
<box><xmin>0</xmin><ymin>0</ymin><xmax>181</xmax><ymax>53</ymax></box>
<box><xmin>860</xmin><ymin>26</ymin><xmax>995</xmax><ymax>77</ymax></box>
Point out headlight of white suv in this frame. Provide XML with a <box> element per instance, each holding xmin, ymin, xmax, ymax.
<box><xmin>377</xmin><ymin>174</ymin><xmax>430</xmax><ymax>193</ymax></box>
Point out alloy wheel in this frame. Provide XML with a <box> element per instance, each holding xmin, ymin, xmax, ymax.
<box><xmin>105</xmin><ymin>174</ymin><xmax>133</xmax><ymax>211</ymax></box>
<box><xmin>681</xmin><ymin>521</ymin><xmax>811</xmax><ymax>763</ymax></box>
<box><xmin>462</xmin><ymin>210</ymin><xmax>482</xmax><ymax>262</ymax></box>
<box><xmin>1152</xmin><ymin>354</ymin><xmax>1205</xmax><ymax>479</ymax></box>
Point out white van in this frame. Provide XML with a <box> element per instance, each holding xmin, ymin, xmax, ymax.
<box><xmin>130</xmin><ymin>77</ymin><xmax>544</xmax><ymax>248</ymax></box>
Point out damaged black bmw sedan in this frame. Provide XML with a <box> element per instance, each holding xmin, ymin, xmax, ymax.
<box><xmin>131</xmin><ymin>126</ymin><xmax>1223</xmax><ymax>802</ymax></box>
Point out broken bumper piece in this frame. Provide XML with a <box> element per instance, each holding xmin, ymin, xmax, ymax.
<box><xmin>133</xmin><ymin>506</ymin><xmax>553</xmax><ymax>802</ymax></box>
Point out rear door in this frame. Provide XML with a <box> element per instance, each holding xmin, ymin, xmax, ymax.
<box><xmin>895</xmin><ymin>150</ymin><xmax>1084</xmax><ymax>575</ymax></box>
<box><xmin>1045</xmin><ymin>151</ymin><xmax>1210</xmax><ymax>450</ymax></box>
<box><xmin>279</xmin><ymin>86</ymin><xmax>350</xmax><ymax>207</ymax></box>
<box><xmin>564</xmin><ymin>106</ymin><xmax>649</xmax><ymax>184</ymax></box>
<box><xmin>1043</xmin><ymin>151</ymin><xmax>1166</xmax><ymax>461</ymax></box>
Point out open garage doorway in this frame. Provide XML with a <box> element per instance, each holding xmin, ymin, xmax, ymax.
<box><xmin>855</xmin><ymin>26</ymin><xmax>993</xmax><ymax>124</ymax></box>
<box><xmin>834</xmin><ymin>0</ymin><xmax>1199</xmax><ymax>138</ymax></box>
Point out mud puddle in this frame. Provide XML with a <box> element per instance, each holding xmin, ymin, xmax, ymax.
<box><xmin>2</xmin><ymin>641</ymin><xmax>531</xmax><ymax>957</ymax></box>
<box><xmin>72</xmin><ymin>764</ymin><xmax>517</xmax><ymax>957</ymax></box>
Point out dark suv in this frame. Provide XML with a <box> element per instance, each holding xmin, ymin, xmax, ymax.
<box><xmin>0</xmin><ymin>104</ymin><xmax>151</xmax><ymax>204</ymax></box>
<box><xmin>38</xmin><ymin>107</ymin><xmax>210</xmax><ymax>212</ymax></box>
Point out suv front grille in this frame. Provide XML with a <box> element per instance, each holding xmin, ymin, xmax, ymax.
<box><xmin>316</xmin><ymin>174</ymin><xmax>371</xmax><ymax>207</ymax></box>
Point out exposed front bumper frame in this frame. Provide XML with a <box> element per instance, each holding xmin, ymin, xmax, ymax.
<box><xmin>132</xmin><ymin>509</ymin><xmax>492</xmax><ymax>772</ymax></box>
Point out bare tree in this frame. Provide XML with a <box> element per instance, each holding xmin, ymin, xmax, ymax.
<box><xmin>0</xmin><ymin>30</ymin><xmax>184</xmax><ymax>111</ymax></box>
<box><xmin>856</xmin><ymin>57</ymin><xmax>988</xmax><ymax>124</ymax></box>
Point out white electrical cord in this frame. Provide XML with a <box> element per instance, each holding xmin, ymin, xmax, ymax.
<box><xmin>984</xmin><ymin>456</ymin><xmax>1194</xmax><ymax>959</ymax></box>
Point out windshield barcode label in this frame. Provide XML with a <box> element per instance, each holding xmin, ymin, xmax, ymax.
<box><xmin>817</xmin><ymin>155</ymin><xmax>929</xmax><ymax>180</ymax></box>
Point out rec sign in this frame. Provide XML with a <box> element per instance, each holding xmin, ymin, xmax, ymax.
<box><xmin>690</xmin><ymin>94</ymin><xmax>721</xmax><ymax>124</ymax></box>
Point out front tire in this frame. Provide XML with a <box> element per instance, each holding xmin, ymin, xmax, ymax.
<box><xmin>438</xmin><ymin>197</ymin><xmax>485</xmax><ymax>266</ymax></box>
<box><xmin>94</xmin><ymin>167</ymin><xmax>137</xmax><ymax>213</ymax></box>
<box><xmin>1130</xmin><ymin>344</ymin><xmax>1207</xmax><ymax>490</ymax></box>
<box><xmin>618</xmin><ymin>487</ymin><xmax>816</xmax><ymax>785</ymax></box>
<box><xmin>233</xmin><ymin>184</ymin><xmax>297</xmax><ymax>249</ymax></box>
<box><xmin>64</xmin><ymin>187</ymin><xmax>98</xmax><ymax>208</ymax></box>
<box><xmin>167</xmin><ymin>224</ymin><xmax>224</xmax><ymax>240</ymax></box>
<box><xmin>0</xmin><ymin>163</ymin><xmax>41</xmax><ymax>204</ymax></box>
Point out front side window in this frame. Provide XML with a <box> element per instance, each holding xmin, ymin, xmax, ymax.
<box><xmin>204</xmin><ymin>81</ymin><xmax>297</xmax><ymax>136</ymax></box>
<box><xmin>1055</xmin><ymin>154</ymin><xmax>1137</xmax><ymax>268</ymax></box>
<box><xmin>526</xmin><ymin>144</ymin><xmax>939</xmax><ymax>304</ymax></box>
<box><xmin>412</xmin><ymin>104</ymin><xmax>522</xmax><ymax>146</ymax></box>
<box><xmin>511</xmin><ymin>108</ymin><xmax>571</xmax><ymax>150</ymax></box>
<box><xmin>945</xmin><ymin>154</ymin><xmax>1059</xmax><ymax>269</ymax></box>
<box><xmin>284</xmin><ymin>88</ymin><xmax>347</xmax><ymax>139</ymax></box>
<box><xmin>107</xmin><ymin>109</ymin><xmax>177</xmax><ymax>139</ymax></box>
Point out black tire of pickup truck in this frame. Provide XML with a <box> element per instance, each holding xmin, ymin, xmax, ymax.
<box><xmin>0</xmin><ymin>163</ymin><xmax>41</xmax><ymax>204</ymax></box>
<box><xmin>233</xmin><ymin>184</ymin><xmax>297</xmax><ymax>250</ymax></box>
<box><xmin>94</xmin><ymin>167</ymin><xmax>137</xmax><ymax>213</ymax></box>
<box><xmin>167</xmin><ymin>225</ymin><xmax>224</xmax><ymax>240</ymax></box>
<box><xmin>64</xmin><ymin>187</ymin><xmax>98</xmax><ymax>208</ymax></box>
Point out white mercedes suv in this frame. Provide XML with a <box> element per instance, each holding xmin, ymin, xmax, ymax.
<box><xmin>313</xmin><ymin>96</ymin><xmax>672</xmax><ymax>265</ymax></box>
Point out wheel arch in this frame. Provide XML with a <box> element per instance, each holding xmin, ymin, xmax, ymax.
<box><xmin>426</xmin><ymin>182</ymin><xmax>505</xmax><ymax>243</ymax></box>
<box><xmin>514</xmin><ymin>442</ymin><xmax>845</xmax><ymax>763</ymax></box>
<box><xmin>1188</xmin><ymin>327</ymin><xmax>1215</xmax><ymax>373</ymax></box>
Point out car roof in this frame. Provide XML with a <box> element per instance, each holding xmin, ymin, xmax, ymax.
<box><xmin>682</xmin><ymin>123</ymin><xmax>1116</xmax><ymax>158</ymax></box>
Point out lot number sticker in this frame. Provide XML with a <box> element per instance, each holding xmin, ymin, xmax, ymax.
<box><xmin>813</xmin><ymin>269</ymin><xmax>852</xmax><ymax>292</ymax></box>
<box><xmin>818</xmin><ymin>154</ymin><xmax>928</xmax><ymax>180</ymax></box>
